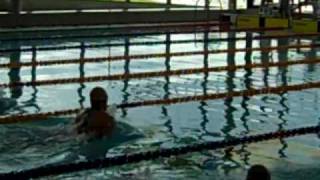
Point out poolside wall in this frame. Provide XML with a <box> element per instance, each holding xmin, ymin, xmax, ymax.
<box><xmin>0</xmin><ymin>10</ymin><xmax>241</xmax><ymax>28</ymax></box>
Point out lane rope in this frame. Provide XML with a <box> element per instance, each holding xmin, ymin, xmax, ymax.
<box><xmin>0</xmin><ymin>31</ymin><xmax>319</xmax><ymax>53</ymax></box>
<box><xmin>1</xmin><ymin>80</ymin><xmax>320</xmax><ymax>124</ymax></box>
<box><xmin>0</xmin><ymin>125</ymin><xmax>318</xmax><ymax>179</ymax></box>
<box><xmin>0</xmin><ymin>43</ymin><xmax>319</xmax><ymax>69</ymax></box>
<box><xmin>1</xmin><ymin>57</ymin><xmax>320</xmax><ymax>88</ymax></box>
<box><xmin>0</xmin><ymin>27</ymin><xmax>284</xmax><ymax>42</ymax></box>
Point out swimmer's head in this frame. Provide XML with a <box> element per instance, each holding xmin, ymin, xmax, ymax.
<box><xmin>90</xmin><ymin>87</ymin><xmax>108</xmax><ymax>111</ymax></box>
<box><xmin>246</xmin><ymin>164</ymin><xmax>271</xmax><ymax>180</ymax></box>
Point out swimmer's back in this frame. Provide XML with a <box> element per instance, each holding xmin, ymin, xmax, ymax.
<box><xmin>75</xmin><ymin>109</ymin><xmax>115</xmax><ymax>137</ymax></box>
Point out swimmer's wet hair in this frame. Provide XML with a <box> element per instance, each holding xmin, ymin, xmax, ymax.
<box><xmin>246</xmin><ymin>164</ymin><xmax>271</xmax><ymax>180</ymax></box>
<box><xmin>90</xmin><ymin>87</ymin><xmax>108</xmax><ymax>110</ymax></box>
<box><xmin>90</xmin><ymin>87</ymin><xmax>108</xmax><ymax>101</ymax></box>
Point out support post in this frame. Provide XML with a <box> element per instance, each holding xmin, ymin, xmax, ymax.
<box><xmin>280</xmin><ymin>0</ymin><xmax>290</xmax><ymax>18</ymax></box>
<box><xmin>247</xmin><ymin>0</ymin><xmax>255</xmax><ymax>9</ymax></box>
<box><xmin>166</xmin><ymin>0</ymin><xmax>171</xmax><ymax>10</ymax></box>
<box><xmin>205</xmin><ymin>0</ymin><xmax>210</xmax><ymax>10</ymax></box>
<box><xmin>229</xmin><ymin>0</ymin><xmax>237</xmax><ymax>10</ymax></box>
<box><xmin>11</xmin><ymin>0</ymin><xmax>22</xmax><ymax>15</ymax></box>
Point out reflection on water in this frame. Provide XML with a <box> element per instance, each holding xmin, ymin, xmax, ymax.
<box><xmin>307</xmin><ymin>38</ymin><xmax>318</xmax><ymax>73</ymax></box>
<box><xmin>239</xmin><ymin>32</ymin><xmax>253</xmax><ymax>166</ymax></box>
<box><xmin>162</xmin><ymin>33</ymin><xmax>175</xmax><ymax>137</ymax></box>
<box><xmin>241</xmin><ymin>32</ymin><xmax>253</xmax><ymax>135</ymax></box>
<box><xmin>77</xmin><ymin>42</ymin><xmax>86</xmax><ymax>109</ymax></box>
<box><xmin>0</xmin><ymin>42</ymin><xmax>20</xmax><ymax>115</ymax></box>
<box><xmin>20</xmin><ymin>47</ymin><xmax>41</xmax><ymax>113</ymax></box>
<box><xmin>199</xmin><ymin>31</ymin><xmax>211</xmax><ymax>140</ymax></box>
<box><xmin>1</xmin><ymin>30</ymin><xmax>320</xmax><ymax>179</ymax></box>
<box><xmin>277</xmin><ymin>38</ymin><xmax>289</xmax><ymax>158</ymax></box>
<box><xmin>121</xmin><ymin>38</ymin><xmax>131</xmax><ymax>118</ymax></box>
<box><xmin>221</xmin><ymin>32</ymin><xmax>236</xmax><ymax>140</ymax></box>
<box><xmin>260</xmin><ymin>37</ymin><xmax>271</xmax><ymax>88</ymax></box>
<box><xmin>8</xmin><ymin>42</ymin><xmax>22</xmax><ymax>100</ymax></box>
<box><xmin>199</xmin><ymin>31</ymin><xmax>221</xmax><ymax>140</ymax></box>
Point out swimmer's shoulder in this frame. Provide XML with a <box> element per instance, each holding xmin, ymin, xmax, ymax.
<box><xmin>89</xmin><ymin>111</ymin><xmax>115</xmax><ymax>128</ymax></box>
<box><xmin>87</xmin><ymin>111</ymin><xmax>116</xmax><ymax>138</ymax></box>
<box><xmin>74</xmin><ymin>108</ymin><xmax>116</xmax><ymax>137</ymax></box>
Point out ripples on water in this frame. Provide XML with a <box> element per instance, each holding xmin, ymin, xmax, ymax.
<box><xmin>0</xmin><ymin>31</ymin><xmax>320</xmax><ymax>179</ymax></box>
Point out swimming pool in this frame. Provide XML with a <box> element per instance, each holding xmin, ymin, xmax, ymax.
<box><xmin>0</xmin><ymin>28</ymin><xmax>320</xmax><ymax>179</ymax></box>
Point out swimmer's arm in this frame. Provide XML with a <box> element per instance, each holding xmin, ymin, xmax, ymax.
<box><xmin>74</xmin><ymin>109</ymin><xmax>88</xmax><ymax>124</ymax></box>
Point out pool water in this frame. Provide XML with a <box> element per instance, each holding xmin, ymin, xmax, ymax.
<box><xmin>0</xmin><ymin>29</ymin><xmax>320</xmax><ymax>179</ymax></box>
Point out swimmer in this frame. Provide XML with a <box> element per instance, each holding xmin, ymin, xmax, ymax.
<box><xmin>74</xmin><ymin>87</ymin><xmax>116</xmax><ymax>138</ymax></box>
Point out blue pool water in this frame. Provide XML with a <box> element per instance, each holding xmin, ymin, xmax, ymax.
<box><xmin>0</xmin><ymin>30</ymin><xmax>320</xmax><ymax>179</ymax></box>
